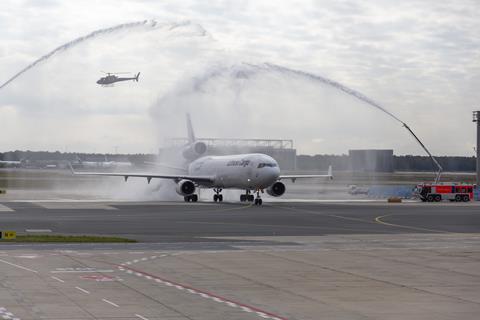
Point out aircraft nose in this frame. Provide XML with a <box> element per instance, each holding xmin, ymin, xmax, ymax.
<box><xmin>262</xmin><ymin>167</ymin><xmax>280</xmax><ymax>185</ymax></box>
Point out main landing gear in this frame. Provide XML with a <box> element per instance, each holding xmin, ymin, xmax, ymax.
<box><xmin>184</xmin><ymin>194</ymin><xmax>198</xmax><ymax>202</ymax></box>
<box><xmin>213</xmin><ymin>188</ymin><xmax>223</xmax><ymax>202</ymax></box>
<box><xmin>240</xmin><ymin>189</ymin><xmax>263</xmax><ymax>205</ymax></box>
<box><xmin>240</xmin><ymin>190</ymin><xmax>254</xmax><ymax>202</ymax></box>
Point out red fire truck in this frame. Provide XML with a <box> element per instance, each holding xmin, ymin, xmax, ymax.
<box><xmin>414</xmin><ymin>183</ymin><xmax>475</xmax><ymax>202</ymax></box>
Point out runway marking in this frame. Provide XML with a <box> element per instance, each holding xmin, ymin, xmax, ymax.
<box><xmin>102</xmin><ymin>298</ymin><xmax>119</xmax><ymax>307</ymax></box>
<box><xmin>51</xmin><ymin>268</ymin><xmax>114</xmax><ymax>273</ymax></box>
<box><xmin>117</xmin><ymin>255</ymin><xmax>287</xmax><ymax>320</ymax></box>
<box><xmin>14</xmin><ymin>254</ymin><xmax>41</xmax><ymax>259</ymax></box>
<box><xmin>75</xmin><ymin>286</ymin><xmax>90</xmax><ymax>294</ymax></box>
<box><xmin>0</xmin><ymin>258</ymin><xmax>38</xmax><ymax>273</ymax></box>
<box><xmin>0</xmin><ymin>204</ymin><xmax>14</xmax><ymax>212</ymax></box>
<box><xmin>34</xmin><ymin>202</ymin><xmax>118</xmax><ymax>210</ymax></box>
<box><xmin>51</xmin><ymin>276</ymin><xmax>65</xmax><ymax>283</ymax></box>
<box><xmin>374</xmin><ymin>214</ymin><xmax>453</xmax><ymax>234</ymax></box>
<box><xmin>271</xmin><ymin>203</ymin><xmax>452</xmax><ymax>234</ymax></box>
<box><xmin>25</xmin><ymin>229</ymin><xmax>52</xmax><ymax>233</ymax></box>
<box><xmin>135</xmin><ymin>314</ymin><xmax>149</xmax><ymax>320</ymax></box>
<box><xmin>0</xmin><ymin>307</ymin><xmax>21</xmax><ymax>320</ymax></box>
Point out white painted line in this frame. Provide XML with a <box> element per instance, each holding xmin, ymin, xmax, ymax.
<box><xmin>0</xmin><ymin>306</ymin><xmax>20</xmax><ymax>320</ymax></box>
<box><xmin>0</xmin><ymin>258</ymin><xmax>38</xmax><ymax>273</ymax></box>
<box><xmin>51</xmin><ymin>269</ymin><xmax>114</xmax><ymax>273</ymax></box>
<box><xmin>25</xmin><ymin>229</ymin><xmax>52</xmax><ymax>233</ymax></box>
<box><xmin>75</xmin><ymin>286</ymin><xmax>90</xmax><ymax>294</ymax></box>
<box><xmin>102</xmin><ymin>298</ymin><xmax>119</xmax><ymax>307</ymax></box>
<box><xmin>0</xmin><ymin>204</ymin><xmax>14</xmax><ymax>212</ymax></box>
<box><xmin>51</xmin><ymin>276</ymin><xmax>65</xmax><ymax>283</ymax></box>
<box><xmin>119</xmin><ymin>262</ymin><xmax>289</xmax><ymax>320</ymax></box>
<box><xmin>135</xmin><ymin>314</ymin><xmax>149</xmax><ymax>320</ymax></box>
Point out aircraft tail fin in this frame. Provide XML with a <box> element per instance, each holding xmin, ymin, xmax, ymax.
<box><xmin>186</xmin><ymin>113</ymin><xmax>195</xmax><ymax>143</ymax></box>
<box><xmin>135</xmin><ymin>72</ymin><xmax>140</xmax><ymax>82</ymax></box>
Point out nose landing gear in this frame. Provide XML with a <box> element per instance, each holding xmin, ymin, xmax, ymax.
<box><xmin>254</xmin><ymin>189</ymin><xmax>263</xmax><ymax>205</ymax></box>
<box><xmin>213</xmin><ymin>188</ymin><xmax>223</xmax><ymax>202</ymax></box>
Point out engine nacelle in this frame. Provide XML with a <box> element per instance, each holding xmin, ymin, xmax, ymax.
<box><xmin>266</xmin><ymin>181</ymin><xmax>286</xmax><ymax>197</ymax></box>
<box><xmin>182</xmin><ymin>142</ymin><xmax>207</xmax><ymax>160</ymax></box>
<box><xmin>175</xmin><ymin>179</ymin><xmax>196</xmax><ymax>196</ymax></box>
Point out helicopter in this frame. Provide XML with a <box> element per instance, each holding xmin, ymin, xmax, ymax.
<box><xmin>96</xmin><ymin>71</ymin><xmax>140</xmax><ymax>86</ymax></box>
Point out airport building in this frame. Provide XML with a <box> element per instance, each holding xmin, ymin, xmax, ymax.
<box><xmin>162</xmin><ymin>138</ymin><xmax>297</xmax><ymax>170</ymax></box>
<box><xmin>349</xmin><ymin>149</ymin><xmax>394</xmax><ymax>172</ymax></box>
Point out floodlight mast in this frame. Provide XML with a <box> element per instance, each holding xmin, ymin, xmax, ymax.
<box><xmin>473</xmin><ymin>111</ymin><xmax>480</xmax><ymax>186</ymax></box>
<box><xmin>402</xmin><ymin>123</ymin><xmax>443</xmax><ymax>184</ymax></box>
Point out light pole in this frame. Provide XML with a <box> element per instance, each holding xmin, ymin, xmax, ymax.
<box><xmin>473</xmin><ymin>111</ymin><xmax>480</xmax><ymax>185</ymax></box>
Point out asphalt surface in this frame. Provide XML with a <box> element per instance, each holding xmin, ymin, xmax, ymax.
<box><xmin>0</xmin><ymin>200</ymin><xmax>479</xmax><ymax>242</ymax></box>
<box><xmin>0</xmin><ymin>200</ymin><xmax>479</xmax><ymax>319</ymax></box>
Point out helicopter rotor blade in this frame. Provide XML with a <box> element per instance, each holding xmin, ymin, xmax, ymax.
<box><xmin>101</xmin><ymin>71</ymin><xmax>131</xmax><ymax>75</ymax></box>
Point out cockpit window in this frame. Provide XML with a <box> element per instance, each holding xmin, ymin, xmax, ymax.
<box><xmin>257</xmin><ymin>163</ymin><xmax>277</xmax><ymax>168</ymax></box>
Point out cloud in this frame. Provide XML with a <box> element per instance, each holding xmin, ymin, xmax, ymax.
<box><xmin>0</xmin><ymin>0</ymin><xmax>479</xmax><ymax>156</ymax></box>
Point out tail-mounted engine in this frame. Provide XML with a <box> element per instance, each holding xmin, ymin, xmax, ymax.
<box><xmin>182</xmin><ymin>142</ymin><xmax>207</xmax><ymax>160</ymax></box>
<box><xmin>266</xmin><ymin>181</ymin><xmax>286</xmax><ymax>197</ymax></box>
<box><xmin>175</xmin><ymin>179</ymin><xmax>196</xmax><ymax>196</ymax></box>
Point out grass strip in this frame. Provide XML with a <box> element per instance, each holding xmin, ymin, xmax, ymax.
<box><xmin>1</xmin><ymin>235</ymin><xmax>136</xmax><ymax>243</ymax></box>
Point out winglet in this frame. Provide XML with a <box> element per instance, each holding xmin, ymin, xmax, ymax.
<box><xmin>186</xmin><ymin>113</ymin><xmax>195</xmax><ymax>143</ymax></box>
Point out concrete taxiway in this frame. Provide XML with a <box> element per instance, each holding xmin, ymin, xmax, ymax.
<box><xmin>0</xmin><ymin>201</ymin><xmax>479</xmax><ymax>319</ymax></box>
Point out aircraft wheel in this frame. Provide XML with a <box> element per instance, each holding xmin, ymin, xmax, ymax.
<box><xmin>258</xmin><ymin>199</ymin><xmax>262</xmax><ymax>205</ymax></box>
<box><xmin>218</xmin><ymin>195</ymin><xmax>223</xmax><ymax>202</ymax></box>
<box><xmin>248</xmin><ymin>195</ymin><xmax>254</xmax><ymax>202</ymax></box>
<box><xmin>192</xmin><ymin>194</ymin><xmax>198</xmax><ymax>202</ymax></box>
<box><xmin>184</xmin><ymin>196</ymin><xmax>190</xmax><ymax>202</ymax></box>
<box><xmin>213</xmin><ymin>194</ymin><xmax>218</xmax><ymax>202</ymax></box>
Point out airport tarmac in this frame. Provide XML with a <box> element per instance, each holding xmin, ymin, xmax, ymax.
<box><xmin>0</xmin><ymin>200</ymin><xmax>479</xmax><ymax>319</ymax></box>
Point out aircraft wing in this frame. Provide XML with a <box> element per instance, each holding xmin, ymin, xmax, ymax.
<box><xmin>69</xmin><ymin>165</ymin><xmax>214</xmax><ymax>184</ymax></box>
<box><xmin>278</xmin><ymin>166</ymin><xmax>333</xmax><ymax>182</ymax></box>
<box><xmin>143</xmin><ymin>161</ymin><xmax>187</xmax><ymax>172</ymax></box>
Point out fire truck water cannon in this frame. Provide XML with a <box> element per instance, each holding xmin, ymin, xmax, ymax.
<box><xmin>402</xmin><ymin>122</ymin><xmax>443</xmax><ymax>184</ymax></box>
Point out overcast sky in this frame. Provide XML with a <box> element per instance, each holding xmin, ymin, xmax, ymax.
<box><xmin>0</xmin><ymin>0</ymin><xmax>479</xmax><ymax>156</ymax></box>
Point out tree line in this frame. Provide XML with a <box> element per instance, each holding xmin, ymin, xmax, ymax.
<box><xmin>1</xmin><ymin>151</ymin><xmax>477</xmax><ymax>172</ymax></box>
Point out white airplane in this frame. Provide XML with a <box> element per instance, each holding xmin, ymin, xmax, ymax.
<box><xmin>74</xmin><ymin>155</ymin><xmax>132</xmax><ymax>170</ymax></box>
<box><xmin>0</xmin><ymin>160</ymin><xmax>24</xmax><ymax>167</ymax></box>
<box><xmin>70</xmin><ymin>114</ymin><xmax>332</xmax><ymax>205</ymax></box>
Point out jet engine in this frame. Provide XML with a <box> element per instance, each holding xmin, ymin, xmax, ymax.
<box><xmin>182</xmin><ymin>142</ymin><xmax>207</xmax><ymax>160</ymax></box>
<box><xmin>175</xmin><ymin>179</ymin><xmax>196</xmax><ymax>196</ymax></box>
<box><xmin>266</xmin><ymin>181</ymin><xmax>286</xmax><ymax>197</ymax></box>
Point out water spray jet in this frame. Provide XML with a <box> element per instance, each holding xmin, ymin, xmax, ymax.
<box><xmin>186</xmin><ymin>62</ymin><xmax>443</xmax><ymax>182</ymax></box>
<box><xmin>0</xmin><ymin>19</ymin><xmax>205</xmax><ymax>91</ymax></box>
